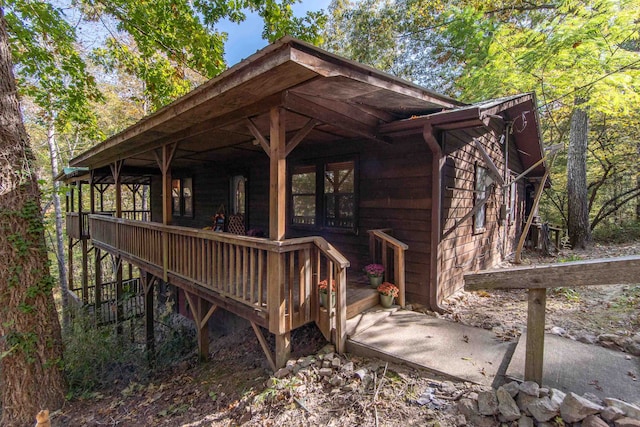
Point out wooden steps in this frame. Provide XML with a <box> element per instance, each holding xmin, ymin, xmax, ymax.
<box><xmin>346</xmin><ymin>280</ymin><xmax>379</xmax><ymax>319</ymax></box>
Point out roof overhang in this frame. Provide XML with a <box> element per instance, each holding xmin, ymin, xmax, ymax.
<box><xmin>70</xmin><ymin>37</ymin><xmax>463</xmax><ymax>171</ymax></box>
<box><xmin>380</xmin><ymin>93</ymin><xmax>546</xmax><ymax>177</ymax></box>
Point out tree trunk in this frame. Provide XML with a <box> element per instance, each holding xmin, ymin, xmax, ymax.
<box><xmin>566</xmin><ymin>102</ymin><xmax>591</xmax><ymax>249</ymax></box>
<box><xmin>47</xmin><ymin>120</ymin><xmax>70</xmax><ymax>329</ymax></box>
<box><xmin>0</xmin><ymin>9</ymin><xmax>66</xmax><ymax>425</ymax></box>
<box><xmin>636</xmin><ymin>141</ymin><xmax>640</xmax><ymax>221</ymax></box>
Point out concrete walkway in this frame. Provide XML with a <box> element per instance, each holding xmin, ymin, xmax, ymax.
<box><xmin>346</xmin><ymin>307</ymin><xmax>640</xmax><ymax>404</ymax></box>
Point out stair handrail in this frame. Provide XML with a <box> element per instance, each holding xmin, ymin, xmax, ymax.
<box><xmin>367</xmin><ymin>229</ymin><xmax>408</xmax><ymax>307</ymax></box>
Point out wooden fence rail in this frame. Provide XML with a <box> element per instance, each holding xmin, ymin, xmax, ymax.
<box><xmin>368</xmin><ymin>229</ymin><xmax>408</xmax><ymax>307</ymax></box>
<box><xmin>464</xmin><ymin>255</ymin><xmax>640</xmax><ymax>385</ymax></box>
<box><xmin>88</xmin><ymin>215</ymin><xmax>350</xmax><ymax>352</ymax></box>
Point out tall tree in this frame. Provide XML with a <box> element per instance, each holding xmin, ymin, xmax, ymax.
<box><xmin>0</xmin><ymin>7</ymin><xmax>65</xmax><ymax>425</ymax></box>
<box><xmin>325</xmin><ymin>0</ymin><xmax>640</xmax><ymax>240</ymax></box>
<box><xmin>567</xmin><ymin>102</ymin><xmax>591</xmax><ymax>248</ymax></box>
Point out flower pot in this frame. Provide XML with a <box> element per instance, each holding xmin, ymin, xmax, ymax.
<box><xmin>379</xmin><ymin>294</ymin><xmax>394</xmax><ymax>308</ymax></box>
<box><xmin>369</xmin><ymin>275</ymin><xmax>383</xmax><ymax>288</ymax></box>
<box><xmin>320</xmin><ymin>291</ymin><xmax>336</xmax><ymax>308</ymax></box>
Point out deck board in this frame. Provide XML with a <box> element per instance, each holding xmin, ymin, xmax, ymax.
<box><xmin>346</xmin><ymin>278</ymin><xmax>379</xmax><ymax>319</ymax></box>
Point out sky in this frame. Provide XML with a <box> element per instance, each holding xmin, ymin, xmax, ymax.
<box><xmin>217</xmin><ymin>0</ymin><xmax>333</xmax><ymax>66</ymax></box>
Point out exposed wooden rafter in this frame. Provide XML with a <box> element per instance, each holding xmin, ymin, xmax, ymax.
<box><xmin>282</xmin><ymin>91</ymin><xmax>390</xmax><ymax>144</ymax></box>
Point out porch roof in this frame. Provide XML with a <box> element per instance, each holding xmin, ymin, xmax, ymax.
<box><xmin>380</xmin><ymin>93</ymin><xmax>547</xmax><ymax>177</ymax></box>
<box><xmin>70</xmin><ymin>36</ymin><xmax>462</xmax><ymax>171</ymax></box>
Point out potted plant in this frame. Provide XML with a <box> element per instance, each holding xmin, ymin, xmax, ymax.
<box><xmin>364</xmin><ymin>263</ymin><xmax>385</xmax><ymax>288</ymax></box>
<box><xmin>318</xmin><ymin>279</ymin><xmax>336</xmax><ymax>308</ymax></box>
<box><xmin>377</xmin><ymin>282</ymin><xmax>399</xmax><ymax>308</ymax></box>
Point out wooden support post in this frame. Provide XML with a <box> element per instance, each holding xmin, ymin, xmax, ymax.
<box><xmin>81</xmin><ymin>239</ymin><xmax>88</xmax><ymax>304</ymax></box>
<box><xmin>94</xmin><ymin>247</ymin><xmax>102</xmax><ymax>325</ymax></box>
<box><xmin>394</xmin><ymin>249</ymin><xmax>406</xmax><ymax>307</ymax></box>
<box><xmin>183</xmin><ymin>291</ymin><xmax>217</xmax><ymax>362</ymax></box>
<box><xmin>155</xmin><ymin>144</ymin><xmax>177</xmax><ymax>281</ymax></box>
<box><xmin>275</xmin><ymin>332</ymin><xmax>291</xmax><ymax>369</ymax></box>
<box><xmin>115</xmin><ymin>257</ymin><xmax>123</xmax><ymax>334</ymax></box>
<box><xmin>335</xmin><ymin>267</ymin><xmax>347</xmax><ymax>354</ymax></box>
<box><xmin>267</xmin><ymin>107</ymin><xmax>290</xmax><ymax>368</ymax></box>
<box><xmin>251</xmin><ymin>322</ymin><xmax>276</xmax><ymax>371</ymax></box>
<box><xmin>525</xmin><ymin>288</ymin><xmax>546</xmax><ymax>385</ymax></box>
<box><xmin>68</xmin><ymin>236</ymin><xmax>74</xmax><ymax>296</ymax></box>
<box><xmin>516</xmin><ymin>169</ymin><xmax>550</xmax><ymax>263</ymax></box>
<box><xmin>143</xmin><ymin>272</ymin><xmax>155</xmax><ymax>367</ymax></box>
<box><xmin>196</xmin><ymin>297</ymin><xmax>211</xmax><ymax>361</ymax></box>
<box><xmin>111</xmin><ymin>161</ymin><xmax>124</xmax><ymax>334</ymax></box>
<box><xmin>269</xmin><ymin>107</ymin><xmax>286</xmax><ymax>241</ymax></box>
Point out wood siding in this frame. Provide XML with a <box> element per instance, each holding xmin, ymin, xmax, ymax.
<box><xmin>150</xmin><ymin>135</ymin><xmax>434</xmax><ymax>305</ymax></box>
<box><xmin>438</xmin><ymin>125</ymin><xmax>525</xmax><ymax>301</ymax></box>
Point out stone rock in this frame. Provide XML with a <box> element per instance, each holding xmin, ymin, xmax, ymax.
<box><xmin>324</xmin><ymin>352</ymin><xmax>335</xmax><ymax>360</ymax></box>
<box><xmin>537</xmin><ymin>423</ymin><xmax>555</xmax><ymax>427</ymax></box>
<box><xmin>497</xmin><ymin>387</ymin><xmax>521</xmax><ymax>421</ymax></box>
<box><xmin>538</xmin><ymin>388</ymin><xmax>550</xmax><ymax>398</ymax></box>
<box><xmin>468</xmin><ymin>414</ymin><xmax>500</xmax><ymax>427</ymax></box>
<box><xmin>625</xmin><ymin>341</ymin><xmax>640</xmax><ymax>356</ymax></box>
<box><xmin>322</xmin><ymin>360</ymin><xmax>331</xmax><ymax>368</ymax></box>
<box><xmin>601</xmin><ymin>406</ymin><xmax>626</xmax><ymax>422</ymax></box>
<box><xmin>300</xmin><ymin>356</ymin><xmax>314</xmax><ymax>368</ymax></box>
<box><xmin>342</xmin><ymin>382</ymin><xmax>358</xmax><ymax>392</ymax></box>
<box><xmin>582</xmin><ymin>415</ymin><xmax>609</xmax><ymax>427</ymax></box>
<box><xmin>454</xmin><ymin>414</ymin><xmax>467</xmax><ymax>426</ymax></box>
<box><xmin>583</xmin><ymin>393</ymin><xmax>604</xmax><ymax>406</ymax></box>
<box><xmin>528</xmin><ymin>397</ymin><xmax>560</xmax><ymax>422</ymax></box>
<box><xmin>578</xmin><ymin>334</ymin><xmax>598</xmax><ymax>345</ymax></box>
<box><xmin>560</xmin><ymin>392</ymin><xmax>604</xmax><ymax>423</ymax></box>
<box><xmin>331</xmin><ymin>357</ymin><xmax>341</xmax><ymax>368</ymax></box>
<box><xmin>318</xmin><ymin>367</ymin><xmax>333</xmax><ymax>377</ymax></box>
<box><xmin>441</xmin><ymin>380</ymin><xmax>457</xmax><ymax>394</ymax></box>
<box><xmin>501</xmin><ymin>381</ymin><xmax>520</xmax><ymax>398</ymax></box>
<box><xmin>457</xmin><ymin>398</ymin><xmax>479</xmax><ymax>418</ymax></box>
<box><xmin>615</xmin><ymin>418</ymin><xmax>640</xmax><ymax>427</ymax></box>
<box><xmin>329</xmin><ymin>375</ymin><xmax>343</xmax><ymax>387</ymax></box>
<box><xmin>599</xmin><ymin>333</ymin><xmax>620</xmax><ymax>343</ymax></box>
<box><xmin>549</xmin><ymin>388</ymin><xmax>566</xmax><ymax>408</ymax></box>
<box><xmin>604</xmin><ymin>398</ymin><xmax>640</xmax><ymax>420</ymax></box>
<box><xmin>341</xmin><ymin>361</ymin><xmax>354</xmax><ymax>374</ymax></box>
<box><xmin>518</xmin><ymin>415</ymin><xmax>534</xmax><ymax>427</ymax></box>
<box><xmin>549</xmin><ymin>326</ymin><xmax>566</xmax><ymax>336</ymax></box>
<box><xmin>519</xmin><ymin>381</ymin><xmax>540</xmax><ymax>397</ymax></box>
<box><xmin>274</xmin><ymin>367</ymin><xmax>290</xmax><ymax>378</ymax></box>
<box><xmin>477</xmin><ymin>390</ymin><xmax>499</xmax><ymax>416</ymax></box>
<box><xmin>517</xmin><ymin>393</ymin><xmax>537</xmax><ymax>415</ymax></box>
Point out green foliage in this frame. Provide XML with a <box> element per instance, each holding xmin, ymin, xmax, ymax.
<box><xmin>592</xmin><ymin>220</ymin><xmax>640</xmax><ymax>243</ymax></box>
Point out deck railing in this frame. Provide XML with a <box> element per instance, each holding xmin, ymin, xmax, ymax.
<box><xmin>67</xmin><ymin>210</ymin><xmax>151</xmax><ymax>240</ymax></box>
<box><xmin>88</xmin><ymin>215</ymin><xmax>349</xmax><ymax>349</ymax></box>
<box><xmin>368</xmin><ymin>229</ymin><xmax>408</xmax><ymax>307</ymax></box>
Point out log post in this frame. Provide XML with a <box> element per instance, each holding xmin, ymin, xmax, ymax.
<box><xmin>94</xmin><ymin>247</ymin><xmax>102</xmax><ymax>325</ymax></box>
<box><xmin>111</xmin><ymin>161</ymin><xmax>124</xmax><ymax>334</ymax></box>
<box><xmin>268</xmin><ymin>107</ymin><xmax>290</xmax><ymax>367</ymax></box>
<box><xmin>525</xmin><ymin>288</ymin><xmax>546</xmax><ymax>385</ymax></box>
<box><xmin>143</xmin><ymin>271</ymin><xmax>155</xmax><ymax>367</ymax></box>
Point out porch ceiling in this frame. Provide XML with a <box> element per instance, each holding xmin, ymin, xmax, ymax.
<box><xmin>70</xmin><ymin>37</ymin><xmax>462</xmax><ymax>171</ymax></box>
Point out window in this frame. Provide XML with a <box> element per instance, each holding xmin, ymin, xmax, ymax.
<box><xmin>172</xmin><ymin>177</ymin><xmax>193</xmax><ymax>217</ymax></box>
<box><xmin>474</xmin><ymin>164</ymin><xmax>488</xmax><ymax>233</ymax></box>
<box><xmin>231</xmin><ymin>175</ymin><xmax>246</xmax><ymax>215</ymax></box>
<box><xmin>291</xmin><ymin>165</ymin><xmax>316</xmax><ymax>225</ymax></box>
<box><xmin>324</xmin><ymin>161</ymin><xmax>354</xmax><ymax>228</ymax></box>
<box><xmin>290</xmin><ymin>159</ymin><xmax>356</xmax><ymax>231</ymax></box>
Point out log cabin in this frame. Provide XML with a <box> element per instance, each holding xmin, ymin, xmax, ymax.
<box><xmin>61</xmin><ymin>37</ymin><xmax>546</xmax><ymax>369</ymax></box>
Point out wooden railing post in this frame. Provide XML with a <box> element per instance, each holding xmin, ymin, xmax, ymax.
<box><xmin>525</xmin><ymin>288</ymin><xmax>546</xmax><ymax>384</ymax></box>
<box><xmin>335</xmin><ymin>266</ymin><xmax>347</xmax><ymax>353</ymax></box>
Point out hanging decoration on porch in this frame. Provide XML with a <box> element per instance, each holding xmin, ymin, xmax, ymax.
<box><xmin>213</xmin><ymin>204</ymin><xmax>225</xmax><ymax>232</ymax></box>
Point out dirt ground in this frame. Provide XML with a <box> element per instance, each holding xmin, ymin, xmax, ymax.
<box><xmin>49</xmin><ymin>242</ymin><xmax>640</xmax><ymax>426</ymax></box>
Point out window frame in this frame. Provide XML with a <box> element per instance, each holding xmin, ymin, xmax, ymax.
<box><xmin>474</xmin><ymin>162</ymin><xmax>488</xmax><ymax>234</ymax></box>
<box><xmin>288</xmin><ymin>156</ymin><xmax>358</xmax><ymax>233</ymax></box>
<box><xmin>171</xmin><ymin>177</ymin><xmax>194</xmax><ymax>218</ymax></box>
